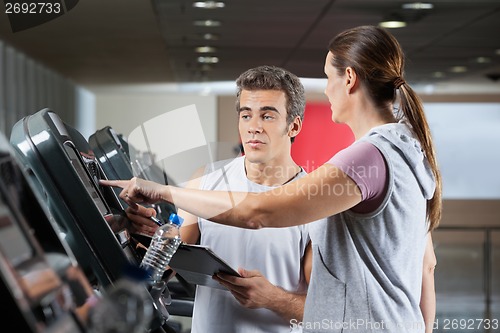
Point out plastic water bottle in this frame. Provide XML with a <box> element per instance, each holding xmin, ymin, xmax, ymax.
<box><xmin>140</xmin><ymin>213</ymin><xmax>184</xmax><ymax>282</ymax></box>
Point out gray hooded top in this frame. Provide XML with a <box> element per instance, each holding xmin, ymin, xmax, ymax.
<box><xmin>303</xmin><ymin>121</ymin><xmax>436</xmax><ymax>333</ymax></box>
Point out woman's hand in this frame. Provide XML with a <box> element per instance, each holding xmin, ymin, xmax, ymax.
<box><xmin>99</xmin><ymin>177</ymin><xmax>171</xmax><ymax>210</ymax></box>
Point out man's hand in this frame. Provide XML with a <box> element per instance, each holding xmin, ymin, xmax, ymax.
<box><xmin>214</xmin><ymin>268</ymin><xmax>306</xmax><ymax>321</ymax></box>
<box><xmin>126</xmin><ymin>206</ymin><xmax>159</xmax><ymax>236</ymax></box>
<box><xmin>101</xmin><ymin>179</ymin><xmax>162</xmax><ymax>236</ymax></box>
<box><xmin>214</xmin><ymin>268</ymin><xmax>278</xmax><ymax>309</ymax></box>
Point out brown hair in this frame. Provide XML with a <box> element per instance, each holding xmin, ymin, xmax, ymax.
<box><xmin>235</xmin><ymin>65</ymin><xmax>305</xmax><ymax>143</ymax></box>
<box><xmin>328</xmin><ymin>25</ymin><xmax>442</xmax><ymax>231</ymax></box>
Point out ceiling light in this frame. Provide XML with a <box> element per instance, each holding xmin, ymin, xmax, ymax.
<box><xmin>197</xmin><ymin>56</ymin><xmax>219</xmax><ymax>64</ymax></box>
<box><xmin>193</xmin><ymin>19</ymin><xmax>221</xmax><ymax>27</ymax></box>
<box><xmin>201</xmin><ymin>33</ymin><xmax>219</xmax><ymax>40</ymax></box>
<box><xmin>476</xmin><ymin>57</ymin><xmax>491</xmax><ymax>64</ymax></box>
<box><xmin>402</xmin><ymin>2</ymin><xmax>434</xmax><ymax>10</ymax></box>
<box><xmin>379</xmin><ymin>19</ymin><xmax>407</xmax><ymax>29</ymax></box>
<box><xmin>193</xmin><ymin>1</ymin><xmax>225</xmax><ymax>9</ymax></box>
<box><xmin>195</xmin><ymin>46</ymin><xmax>216</xmax><ymax>53</ymax></box>
<box><xmin>449</xmin><ymin>66</ymin><xmax>467</xmax><ymax>73</ymax></box>
<box><xmin>379</xmin><ymin>13</ymin><xmax>407</xmax><ymax>28</ymax></box>
<box><xmin>200</xmin><ymin>64</ymin><xmax>213</xmax><ymax>71</ymax></box>
<box><xmin>431</xmin><ymin>71</ymin><xmax>445</xmax><ymax>78</ymax></box>
<box><xmin>496</xmin><ymin>49</ymin><xmax>500</xmax><ymax>56</ymax></box>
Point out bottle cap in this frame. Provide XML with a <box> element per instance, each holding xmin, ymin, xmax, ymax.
<box><xmin>169</xmin><ymin>213</ymin><xmax>184</xmax><ymax>226</ymax></box>
<box><xmin>122</xmin><ymin>262</ymin><xmax>150</xmax><ymax>282</ymax></box>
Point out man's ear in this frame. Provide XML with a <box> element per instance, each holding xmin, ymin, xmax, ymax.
<box><xmin>288</xmin><ymin>116</ymin><xmax>303</xmax><ymax>139</ymax></box>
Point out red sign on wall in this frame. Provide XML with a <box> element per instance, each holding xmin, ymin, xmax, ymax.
<box><xmin>291</xmin><ymin>102</ymin><xmax>354</xmax><ymax>172</ymax></box>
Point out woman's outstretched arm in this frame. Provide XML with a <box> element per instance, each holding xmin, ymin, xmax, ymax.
<box><xmin>101</xmin><ymin>163</ymin><xmax>362</xmax><ymax>229</ymax></box>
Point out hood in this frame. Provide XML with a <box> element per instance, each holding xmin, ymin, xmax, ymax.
<box><xmin>365</xmin><ymin>121</ymin><xmax>436</xmax><ymax>200</ymax></box>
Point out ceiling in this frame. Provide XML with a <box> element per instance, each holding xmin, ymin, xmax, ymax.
<box><xmin>1</xmin><ymin>0</ymin><xmax>500</xmax><ymax>91</ymax></box>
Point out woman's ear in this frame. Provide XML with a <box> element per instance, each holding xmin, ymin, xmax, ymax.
<box><xmin>345</xmin><ymin>67</ymin><xmax>358</xmax><ymax>94</ymax></box>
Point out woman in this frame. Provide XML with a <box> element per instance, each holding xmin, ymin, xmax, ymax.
<box><xmin>103</xmin><ymin>25</ymin><xmax>441</xmax><ymax>332</ymax></box>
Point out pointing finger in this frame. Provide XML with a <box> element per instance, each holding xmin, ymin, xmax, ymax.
<box><xmin>99</xmin><ymin>179</ymin><xmax>129</xmax><ymax>189</ymax></box>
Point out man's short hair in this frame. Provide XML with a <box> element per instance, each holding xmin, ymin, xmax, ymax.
<box><xmin>235</xmin><ymin>65</ymin><xmax>306</xmax><ymax>128</ymax></box>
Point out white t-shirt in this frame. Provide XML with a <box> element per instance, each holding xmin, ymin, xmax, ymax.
<box><xmin>190</xmin><ymin>156</ymin><xmax>310</xmax><ymax>333</ymax></box>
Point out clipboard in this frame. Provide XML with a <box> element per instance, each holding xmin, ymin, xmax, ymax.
<box><xmin>168</xmin><ymin>244</ymin><xmax>241</xmax><ymax>290</ymax></box>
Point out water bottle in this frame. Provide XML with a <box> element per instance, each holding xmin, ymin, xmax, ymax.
<box><xmin>140</xmin><ymin>213</ymin><xmax>184</xmax><ymax>283</ymax></box>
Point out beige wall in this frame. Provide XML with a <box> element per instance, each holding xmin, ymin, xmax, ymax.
<box><xmin>436</xmin><ymin>199</ymin><xmax>500</xmax><ymax>246</ymax></box>
<box><xmin>217</xmin><ymin>95</ymin><xmax>240</xmax><ymax>147</ymax></box>
<box><xmin>420</xmin><ymin>94</ymin><xmax>500</xmax><ymax>103</ymax></box>
<box><xmin>96</xmin><ymin>93</ymin><xmax>217</xmax><ymax>143</ymax></box>
<box><xmin>441</xmin><ymin>199</ymin><xmax>500</xmax><ymax>227</ymax></box>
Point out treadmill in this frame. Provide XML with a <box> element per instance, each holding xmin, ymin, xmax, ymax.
<box><xmin>89</xmin><ymin>126</ymin><xmax>195</xmax><ymax>317</ymax></box>
<box><xmin>0</xmin><ymin>131</ymin><xmax>87</xmax><ymax>332</ymax></box>
<box><xmin>10</xmin><ymin>109</ymin><xmax>175</xmax><ymax>332</ymax></box>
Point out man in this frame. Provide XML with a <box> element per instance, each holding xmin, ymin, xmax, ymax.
<box><xmin>128</xmin><ymin>65</ymin><xmax>312</xmax><ymax>333</ymax></box>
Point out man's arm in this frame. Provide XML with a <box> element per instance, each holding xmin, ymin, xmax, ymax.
<box><xmin>268</xmin><ymin>240</ymin><xmax>312</xmax><ymax>320</ymax></box>
<box><xmin>214</xmin><ymin>241</ymin><xmax>312</xmax><ymax>321</ymax></box>
<box><xmin>178</xmin><ymin>209</ymin><xmax>200</xmax><ymax>244</ymax></box>
<box><xmin>420</xmin><ymin>234</ymin><xmax>437</xmax><ymax>333</ymax></box>
<box><xmin>177</xmin><ymin>167</ymin><xmax>205</xmax><ymax>244</ymax></box>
